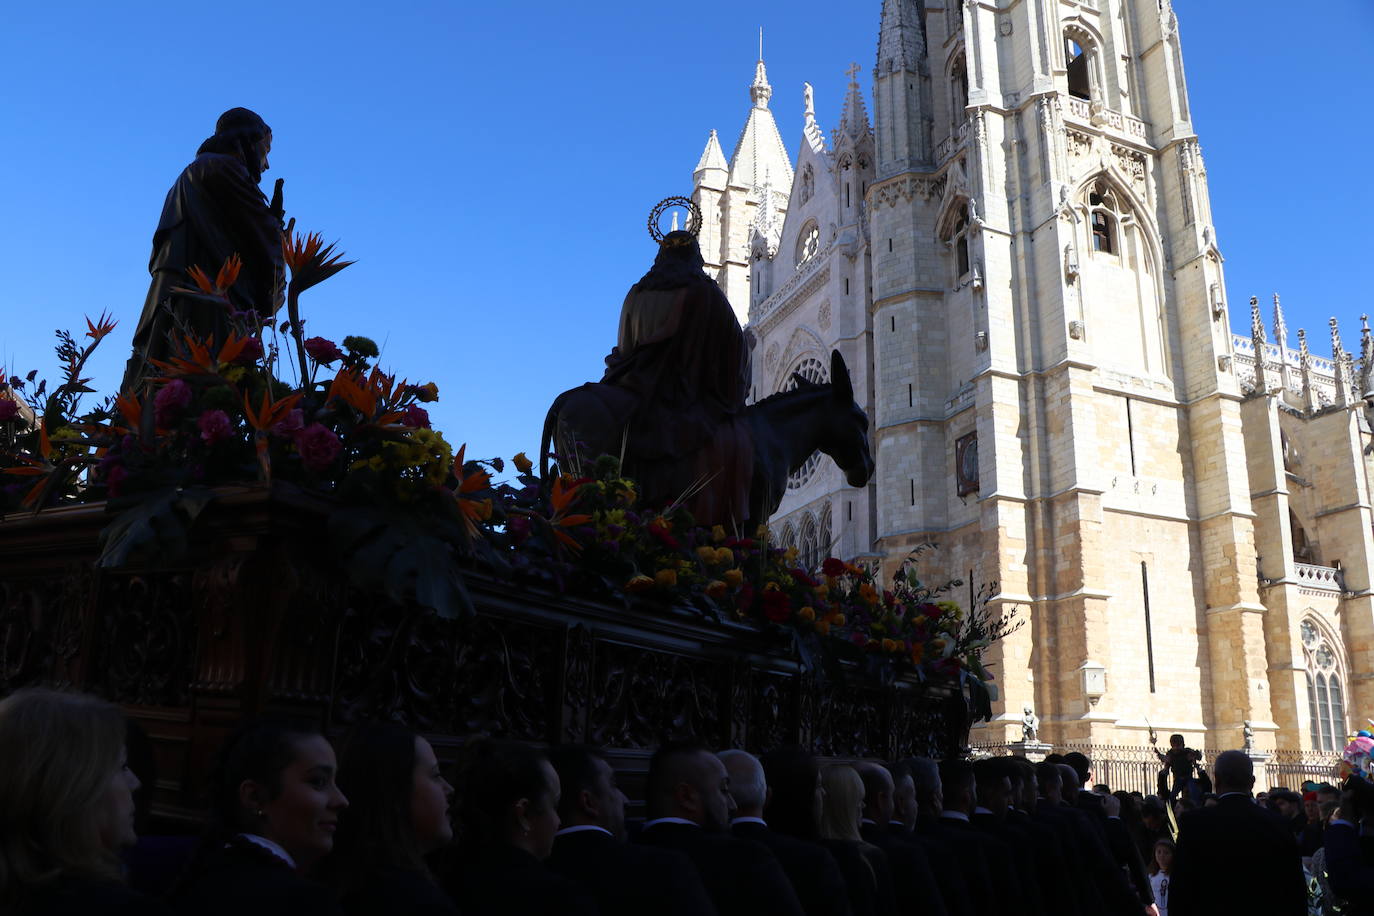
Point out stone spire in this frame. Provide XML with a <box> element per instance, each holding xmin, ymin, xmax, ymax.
<box><xmin>1298</xmin><ymin>328</ymin><xmax>1319</xmax><ymax>413</ymax></box>
<box><xmin>801</xmin><ymin>82</ymin><xmax>828</xmax><ymax>156</ymax></box>
<box><xmin>1360</xmin><ymin>315</ymin><xmax>1374</xmax><ymax>403</ymax></box>
<box><xmin>1273</xmin><ymin>293</ymin><xmax>1294</xmax><ymax>394</ymax></box>
<box><xmin>1330</xmin><ymin>317</ymin><xmax>1353</xmax><ymax>406</ymax></box>
<box><xmin>1250</xmin><ymin>296</ymin><xmax>1269</xmax><ymax>394</ymax></box>
<box><xmin>838</xmin><ymin>62</ymin><xmax>873</xmax><ymax>142</ymax></box>
<box><xmin>877</xmin><ymin>0</ymin><xmax>926</xmax><ymax>72</ymax></box>
<box><xmin>694</xmin><ymin>129</ymin><xmax>728</xmax><ymax>177</ymax></box>
<box><xmin>729</xmin><ymin>54</ymin><xmax>794</xmax><ymax>191</ymax></box>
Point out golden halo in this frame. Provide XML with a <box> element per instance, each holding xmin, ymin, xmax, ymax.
<box><xmin>647</xmin><ymin>197</ymin><xmax>702</xmax><ymax>242</ymax></box>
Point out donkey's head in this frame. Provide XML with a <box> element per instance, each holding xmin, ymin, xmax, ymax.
<box><xmin>814</xmin><ymin>349</ymin><xmax>874</xmax><ymax>488</ymax></box>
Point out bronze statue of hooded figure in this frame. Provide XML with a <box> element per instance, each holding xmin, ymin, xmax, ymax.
<box><xmin>122</xmin><ymin>108</ymin><xmax>285</xmax><ymax>390</ymax></box>
<box><xmin>600</xmin><ymin>230</ymin><xmax>754</xmax><ymax>526</ymax></box>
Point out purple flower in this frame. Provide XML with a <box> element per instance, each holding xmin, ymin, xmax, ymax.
<box><xmin>106</xmin><ymin>464</ymin><xmax>128</xmax><ymax>497</ymax></box>
<box><xmin>197</xmin><ymin>409</ymin><xmax>233</xmax><ymax>445</ymax></box>
<box><xmin>270</xmin><ymin>408</ymin><xmax>305</xmax><ymax>438</ymax></box>
<box><xmin>401</xmin><ymin>404</ymin><xmax>431</xmax><ymax>429</ymax></box>
<box><xmin>304</xmin><ymin>337</ymin><xmax>344</xmax><ymax>365</ymax></box>
<box><xmin>297</xmin><ymin>423</ymin><xmax>341</xmax><ymax>471</ymax></box>
<box><xmin>0</xmin><ymin>399</ymin><xmax>17</xmax><ymax>421</ymax></box>
<box><xmin>153</xmin><ymin>379</ymin><xmax>192</xmax><ymax>426</ymax></box>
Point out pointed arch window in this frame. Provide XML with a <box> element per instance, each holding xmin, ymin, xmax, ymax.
<box><xmin>950</xmin><ymin>51</ymin><xmax>970</xmax><ymax>131</ymax></box>
<box><xmin>818</xmin><ymin>503</ymin><xmax>833</xmax><ymax>561</ymax></box>
<box><xmin>945</xmin><ymin>206</ymin><xmax>971</xmax><ymax>278</ymax></box>
<box><xmin>1301</xmin><ymin>618</ymin><xmax>1348</xmax><ymax>752</ymax></box>
<box><xmin>799</xmin><ymin>513</ymin><xmax>820</xmax><ymax>572</ymax></box>
<box><xmin>1088</xmin><ymin>181</ymin><xmax>1118</xmax><ymax>255</ymax></box>
<box><xmin>1065</xmin><ymin>34</ymin><xmax>1093</xmax><ymax>100</ymax></box>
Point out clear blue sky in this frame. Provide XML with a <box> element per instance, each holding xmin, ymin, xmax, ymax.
<box><xmin>2</xmin><ymin>1</ymin><xmax>1370</xmax><ymax>464</ymax></box>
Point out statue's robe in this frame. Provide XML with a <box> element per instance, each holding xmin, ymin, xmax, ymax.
<box><xmin>602</xmin><ymin>268</ymin><xmax>754</xmax><ymax>526</ymax></box>
<box><xmin>123</xmin><ymin>152</ymin><xmax>283</xmax><ymax>390</ymax></box>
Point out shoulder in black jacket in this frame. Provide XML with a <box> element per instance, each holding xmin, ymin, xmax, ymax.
<box><xmin>172</xmin><ymin>841</ymin><xmax>341</xmax><ymax>916</ymax></box>
<box><xmin>549</xmin><ymin>826</ymin><xmax>717</xmax><ymax>916</ymax></box>
<box><xmin>859</xmin><ymin>821</ymin><xmax>948</xmax><ymax>916</ymax></box>
<box><xmin>339</xmin><ymin>866</ymin><xmax>455</xmax><ymax>916</ymax></box>
<box><xmin>11</xmin><ymin>874</ymin><xmax>171</xmax><ymax>916</ymax></box>
<box><xmin>446</xmin><ymin>843</ymin><xmax>598</xmax><ymax>916</ymax></box>
<box><xmin>1168</xmin><ymin>794</ymin><xmax>1307</xmax><ymax>916</ymax></box>
<box><xmin>732</xmin><ymin>820</ymin><xmax>850</xmax><ymax>916</ymax></box>
<box><xmin>638</xmin><ymin>821</ymin><xmax>803</xmax><ymax>916</ymax></box>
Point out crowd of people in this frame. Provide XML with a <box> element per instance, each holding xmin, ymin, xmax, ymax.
<box><xmin>2</xmin><ymin>688</ymin><xmax>1372</xmax><ymax>915</ymax></box>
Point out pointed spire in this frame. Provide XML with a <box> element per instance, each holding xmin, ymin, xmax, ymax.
<box><xmin>1360</xmin><ymin>315</ymin><xmax>1374</xmax><ymax>402</ymax></box>
<box><xmin>1250</xmin><ymin>296</ymin><xmax>1269</xmax><ymax>394</ymax></box>
<box><xmin>751</xmin><ymin>56</ymin><xmax>773</xmax><ymax>109</ymax></box>
<box><xmin>1272</xmin><ymin>293</ymin><xmax>1288</xmax><ymax>358</ymax></box>
<box><xmin>694</xmin><ymin>129</ymin><xmax>728</xmax><ymax>176</ymax></box>
<box><xmin>877</xmin><ymin>0</ymin><xmax>926</xmax><ymax>73</ymax></box>
<box><xmin>1297</xmin><ymin>328</ymin><xmax>1317</xmax><ymax>411</ymax></box>
<box><xmin>1331</xmin><ymin>317</ymin><xmax>1353</xmax><ymax>405</ymax></box>
<box><xmin>838</xmin><ymin>62</ymin><xmax>872</xmax><ymax>142</ymax></box>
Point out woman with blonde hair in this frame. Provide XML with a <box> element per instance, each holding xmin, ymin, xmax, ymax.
<box><xmin>818</xmin><ymin>764</ymin><xmax>896</xmax><ymax>916</ymax></box>
<box><xmin>0</xmin><ymin>688</ymin><xmax>163</xmax><ymax>914</ymax></box>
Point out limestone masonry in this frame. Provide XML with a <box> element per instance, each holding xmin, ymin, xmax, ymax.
<box><xmin>689</xmin><ymin>0</ymin><xmax>1372</xmax><ymax>754</ymax></box>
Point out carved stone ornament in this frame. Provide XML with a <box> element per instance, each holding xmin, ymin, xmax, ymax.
<box><xmin>873</xmin><ymin>175</ymin><xmax>947</xmax><ymax>208</ymax></box>
<box><xmin>1218</xmin><ymin>355</ymin><xmax>1232</xmax><ymax>372</ymax></box>
<box><xmin>1112</xmin><ymin>144</ymin><xmax>1147</xmax><ymax>186</ymax></box>
<box><xmin>1069</xmin><ymin>320</ymin><xmax>1085</xmax><ymax>340</ymax></box>
<box><xmin>818</xmin><ymin>301</ymin><xmax>832</xmax><ymax>332</ymax></box>
<box><xmin>1066</xmin><ymin>129</ymin><xmax>1093</xmax><ymax>159</ymax></box>
<box><xmin>765</xmin><ymin>341</ymin><xmax>780</xmax><ymax>371</ymax></box>
<box><xmin>998</xmin><ymin>18</ymin><xmax>1012</xmax><ymax>35</ymax></box>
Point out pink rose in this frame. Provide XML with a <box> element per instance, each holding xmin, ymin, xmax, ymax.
<box><xmin>296</xmin><ymin>423</ymin><xmax>341</xmax><ymax>471</ymax></box>
<box><xmin>270</xmin><ymin>408</ymin><xmax>305</xmax><ymax>438</ymax></box>
<box><xmin>0</xmin><ymin>398</ymin><xmax>17</xmax><ymax>421</ymax></box>
<box><xmin>304</xmin><ymin>337</ymin><xmax>344</xmax><ymax>364</ymax></box>
<box><xmin>401</xmin><ymin>404</ymin><xmax>430</xmax><ymax>429</ymax></box>
<box><xmin>197</xmin><ymin>409</ymin><xmax>233</xmax><ymax>445</ymax></box>
<box><xmin>153</xmin><ymin>379</ymin><xmax>192</xmax><ymax>426</ymax></box>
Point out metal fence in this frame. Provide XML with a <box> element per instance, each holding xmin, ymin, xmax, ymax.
<box><xmin>969</xmin><ymin>742</ymin><xmax>1342</xmax><ymax>794</ymax></box>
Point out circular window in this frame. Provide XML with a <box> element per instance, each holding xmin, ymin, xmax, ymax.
<box><xmin>784</xmin><ymin>358</ymin><xmax>828</xmax><ymax>490</ymax></box>
<box><xmin>1316</xmin><ymin>645</ymin><xmax>1336</xmax><ymax>670</ymax></box>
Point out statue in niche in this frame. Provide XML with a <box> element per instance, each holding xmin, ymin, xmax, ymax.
<box><xmin>542</xmin><ymin>198</ymin><xmax>874</xmax><ymax>528</ymax></box>
<box><xmin>123</xmin><ymin>108</ymin><xmax>286</xmax><ymax>390</ymax></box>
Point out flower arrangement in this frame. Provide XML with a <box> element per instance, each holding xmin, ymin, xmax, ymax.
<box><xmin>1</xmin><ymin>232</ymin><xmax>1016</xmax><ymax>691</ymax></box>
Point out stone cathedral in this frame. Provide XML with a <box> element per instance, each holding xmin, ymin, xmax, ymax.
<box><xmin>689</xmin><ymin>0</ymin><xmax>1374</xmax><ymax>753</ymax></box>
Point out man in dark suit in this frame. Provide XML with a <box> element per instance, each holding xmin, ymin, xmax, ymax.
<box><xmin>638</xmin><ymin>740</ymin><xmax>804</xmax><ymax>916</ymax></box>
<box><xmin>971</xmin><ymin>758</ymin><xmax>1046</xmax><ymax>916</ymax></box>
<box><xmin>1168</xmin><ymin>750</ymin><xmax>1306</xmax><ymax>916</ymax></box>
<box><xmin>1052</xmin><ymin>763</ymin><xmax>1145</xmax><ymax>916</ymax></box>
<box><xmin>1005</xmin><ymin>757</ymin><xmax>1084</xmax><ymax>916</ymax></box>
<box><xmin>891</xmin><ymin>761</ymin><xmax>974</xmax><ymax>916</ymax></box>
<box><xmin>855</xmin><ymin>762</ymin><xmax>949</xmax><ymax>916</ymax></box>
<box><xmin>926</xmin><ymin>759</ymin><xmax>1019</xmax><ymax>915</ymax></box>
<box><xmin>547</xmin><ymin>745</ymin><xmax>717</xmax><ymax>916</ymax></box>
<box><xmin>719</xmin><ymin>750</ymin><xmax>850</xmax><ymax>916</ymax></box>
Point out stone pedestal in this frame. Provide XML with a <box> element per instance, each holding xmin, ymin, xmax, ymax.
<box><xmin>1006</xmin><ymin>740</ymin><xmax>1054</xmax><ymax>762</ymax></box>
<box><xmin>1247</xmin><ymin>750</ymin><xmax>1273</xmax><ymax>790</ymax></box>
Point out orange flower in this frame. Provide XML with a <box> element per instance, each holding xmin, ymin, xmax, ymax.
<box><xmin>706</xmin><ymin>580</ymin><xmax>728</xmax><ymax>599</ymax></box>
<box><xmin>625</xmin><ymin>575</ymin><xmax>655</xmax><ymax>593</ymax></box>
<box><xmin>414</xmin><ymin>382</ymin><xmax>439</xmax><ymax>403</ymax></box>
<box><xmin>513</xmin><ymin>452</ymin><xmax>534</xmax><ymax>475</ymax></box>
<box><xmin>696</xmin><ymin>545</ymin><xmax>718</xmax><ymax>565</ymax></box>
<box><xmin>882</xmin><ymin>638</ymin><xmax>899</xmax><ymax>653</ymax></box>
<box><xmin>815</xmin><ymin>620</ymin><xmax>831</xmax><ymax>636</ymax></box>
<box><xmin>833</xmin><ymin>614</ymin><xmax>847</xmax><ymax>627</ymax></box>
<box><xmin>799</xmin><ymin>606</ymin><xmax>816</xmax><ymax>622</ymax></box>
<box><xmin>215</xmin><ymin>253</ymin><xmax>243</xmax><ymax>291</ymax></box>
<box><xmin>909</xmin><ymin>643</ymin><xmax>925</xmax><ymax>665</ymax></box>
<box><xmin>84</xmin><ymin>311</ymin><xmax>117</xmax><ymax>342</ymax></box>
<box><xmin>281</xmin><ymin>231</ymin><xmax>354</xmax><ymax>294</ymax></box>
<box><xmin>723</xmin><ymin>568</ymin><xmax>743</xmax><ymax>588</ymax></box>
<box><xmin>859</xmin><ymin>583</ymin><xmax>880</xmax><ymax>605</ymax></box>
<box><xmin>655</xmin><ymin>569</ymin><xmax>678</xmax><ymax>588</ymax></box>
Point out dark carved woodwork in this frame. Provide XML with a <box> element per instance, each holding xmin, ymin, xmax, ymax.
<box><xmin>0</xmin><ymin>484</ymin><xmax>969</xmax><ymax>825</ymax></box>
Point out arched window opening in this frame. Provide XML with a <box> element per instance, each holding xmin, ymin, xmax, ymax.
<box><xmin>1302</xmin><ymin>618</ymin><xmax>1348</xmax><ymax>752</ymax></box>
<box><xmin>1065</xmin><ymin>36</ymin><xmax>1091</xmax><ymax>100</ymax></box>
<box><xmin>799</xmin><ymin>513</ymin><xmax>820</xmax><ymax>572</ymax></box>
<box><xmin>1088</xmin><ymin>181</ymin><xmax>1117</xmax><ymax>255</ymax></box>
<box><xmin>952</xmin><ymin>208</ymin><xmax>970</xmax><ymax>277</ymax></box>
<box><xmin>797</xmin><ymin>222</ymin><xmax>820</xmax><ymax>267</ymax></box>
<box><xmin>951</xmin><ymin>53</ymin><xmax>969</xmax><ymax>130</ymax></box>
<box><xmin>818</xmin><ymin>504</ymin><xmax>833</xmax><ymax>561</ymax></box>
<box><xmin>780</xmin><ymin>522</ymin><xmax>797</xmax><ymax>551</ymax></box>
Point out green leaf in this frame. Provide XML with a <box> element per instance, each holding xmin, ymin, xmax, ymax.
<box><xmin>329</xmin><ymin>505</ymin><xmax>474</xmax><ymax>619</ymax></box>
<box><xmin>96</xmin><ymin>486</ymin><xmax>215</xmax><ymax>568</ymax></box>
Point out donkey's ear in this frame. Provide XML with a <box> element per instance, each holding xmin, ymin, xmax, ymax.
<box><xmin>792</xmin><ymin>372</ymin><xmax>809</xmax><ymax>390</ymax></box>
<box><xmin>831</xmin><ymin>349</ymin><xmax>853</xmax><ymax>402</ymax></box>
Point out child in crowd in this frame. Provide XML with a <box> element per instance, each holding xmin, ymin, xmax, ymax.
<box><xmin>1149</xmin><ymin>837</ymin><xmax>1175</xmax><ymax>916</ymax></box>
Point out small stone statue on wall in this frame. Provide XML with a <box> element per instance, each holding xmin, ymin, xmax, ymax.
<box><xmin>1022</xmin><ymin>704</ymin><xmax>1040</xmax><ymax>744</ymax></box>
<box><xmin>1243</xmin><ymin>720</ymin><xmax>1254</xmax><ymax>753</ymax></box>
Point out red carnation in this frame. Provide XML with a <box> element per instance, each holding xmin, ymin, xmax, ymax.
<box><xmin>297</xmin><ymin>422</ymin><xmax>341</xmax><ymax>471</ymax></box>
<box><xmin>303</xmin><ymin>336</ymin><xmax>344</xmax><ymax>365</ymax></box>
<box><xmin>761</xmin><ymin>588</ymin><xmax>792</xmax><ymax>623</ymax></box>
<box><xmin>822</xmin><ymin>557</ymin><xmax>847</xmax><ymax>578</ymax></box>
<box><xmin>790</xmin><ymin>568</ymin><xmax>820</xmax><ymax>588</ymax></box>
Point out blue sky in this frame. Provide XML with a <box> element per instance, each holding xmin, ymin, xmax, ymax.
<box><xmin>1</xmin><ymin>1</ymin><xmax>1370</xmax><ymax>464</ymax></box>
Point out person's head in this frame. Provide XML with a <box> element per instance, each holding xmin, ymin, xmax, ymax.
<box><xmin>1174</xmin><ymin>796</ymin><xmax>1196</xmax><ymax>816</ymax></box>
<box><xmin>819</xmin><ymin>766</ymin><xmax>865</xmax><ymax>841</ymax></box>
<box><xmin>208</xmin><ymin>717</ymin><xmax>347</xmax><ymax>870</ymax></box>
<box><xmin>1212</xmin><ymin>750</ymin><xmax>1255</xmax><ymax>797</ymax></box>
<box><xmin>458</xmin><ymin>741</ymin><xmax>560</xmax><ymax>859</ymax></box>
<box><xmin>1151</xmin><ymin>838</ymin><xmax>1175</xmax><ymax>875</ymax></box>
<box><xmin>1062</xmin><ymin>752</ymin><xmax>1092</xmax><ymax>789</ymax></box>
<box><xmin>1303</xmin><ymin>794</ymin><xmax>1320</xmax><ymax>822</ymax></box>
<box><xmin>1092</xmin><ymin>784</ymin><xmax>1111</xmax><ymax>795</ymax></box>
<box><xmin>328</xmin><ymin>725</ymin><xmax>452</xmax><ymax>886</ymax></box>
<box><xmin>0</xmin><ymin>690</ymin><xmax>137</xmax><ymax>898</ymax></box>
<box><xmin>647</xmin><ymin>741</ymin><xmax>734</xmax><ymax>831</ymax></box>
<box><xmin>1057</xmin><ymin>764</ymin><xmax>1082</xmax><ymax>800</ymax></box>
<box><xmin>1113</xmin><ymin>790</ymin><xmax>1141</xmax><ymax>826</ymax></box>
<box><xmin>549</xmin><ymin>746</ymin><xmax>627</xmax><ymax>839</ymax></box>
<box><xmin>1035</xmin><ymin>761</ymin><xmax>1063</xmax><ymax>803</ymax></box>
<box><xmin>1169</xmin><ymin>734</ymin><xmax>1185</xmax><ymax>750</ymax></box>
<box><xmin>855</xmin><ymin>762</ymin><xmax>896</xmax><ymax>824</ymax></box>
<box><xmin>972</xmin><ymin>758</ymin><xmax>1012</xmax><ymax>817</ymax></box>
<box><xmin>1316</xmin><ymin>783</ymin><xmax>1340</xmax><ymax>807</ymax></box>
<box><xmin>718</xmin><ymin>750</ymin><xmax>768</xmax><ymax>820</ymax></box>
<box><xmin>938</xmin><ymin>759</ymin><xmax>976</xmax><ymax>816</ymax></box>
<box><xmin>908</xmin><ymin>757</ymin><xmax>943</xmax><ymax>818</ymax></box>
<box><xmin>199</xmin><ymin>107</ymin><xmax>273</xmax><ymax>183</ymax></box>
<box><xmin>1010</xmin><ymin>758</ymin><xmax>1038</xmax><ymax>811</ymax></box>
<box><xmin>760</xmin><ymin>747</ymin><xmax>823</xmax><ymax>840</ymax></box>
<box><xmin>1141</xmin><ymin>796</ymin><xmax>1166</xmax><ymax>830</ymax></box>
<box><xmin>1202</xmin><ymin>793</ymin><xmax>1219</xmax><ymax>808</ymax></box>
<box><xmin>886</xmin><ymin>762</ymin><xmax>918</xmax><ymax>830</ymax></box>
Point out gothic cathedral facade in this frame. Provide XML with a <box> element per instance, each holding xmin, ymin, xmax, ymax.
<box><xmin>690</xmin><ymin>0</ymin><xmax>1374</xmax><ymax>753</ymax></box>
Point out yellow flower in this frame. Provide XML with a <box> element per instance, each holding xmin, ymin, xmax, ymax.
<box><xmin>784</xmin><ymin>546</ymin><xmax>799</xmax><ymax>564</ymax></box>
<box><xmin>815</xmin><ymin>620</ymin><xmax>831</xmax><ymax>636</ymax></box>
<box><xmin>625</xmin><ymin>575</ymin><xmax>655</xmax><ymax>593</ymax></box>
<box><xmin>756</xmin><ymin>524</ymin><xmax>769</xmax><ymax>539</ymax></box>
<box><xmin>711</xmin><ymin>525</ymin><xmax>727</xmax><ymax>543</ymax></box>
<box><xmin>813</xmin><ymin>583</ymin><xmax>829</xmax><ymax>598</ymax></box>
<box><xmin>714</xmin><ymin>547</ymin><xmax>734</xmax><ymax>566</ymax></box>
<box><xmin>833</xmin><ymin>614</ymin><xmax>846</xmax><ymax>627</ymax></box>
<box><xmin>706</xmin><ymin>580</ymin><xmax>729</xmax><ymax>599</ymax></box>
<box><xmin>723</xmin><ymin>568</ymin><xmax>744</xmax><ymax>588</ymax></box>
<box><xmin>859</xmin><ymin>583</ymin><xmax>880</xmax><ymax>605</ymax></box>
<box><xmin>513</xmin><ymin>452</ymin><xmax>533</xmax><ymax>474</ymax></box>
<box><xmin>415</xmin><ymin>382</ymin><xmax>439</xmax><ymax>402</ymax></box>
<box><xmin>882</xmin><ymin>638</ymin><xmax>899</xmax><ymax>653</ymax></box>
<box><xmin>655</xmin><ymin>569</ymin><xmax>678</xmax><ymax>588</ymax></box>
<box><xmin>696</xmin><ymin>545</ymin><xmax>718</xmax><ymax>564</ymax></box>
<box><xmin>799</xmin><ymin>606</ymin><xmax>816</xmax><ymax>622</ymax></box>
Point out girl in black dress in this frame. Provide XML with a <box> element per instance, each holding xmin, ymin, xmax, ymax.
<box><xmin>0</xmin><ymin>688</ymin><xmax>167</xmax><ymax>915</ymax></box>
<box><xmin>322</xmin><ymin>724</ymin><xmax>457</xmax><ymax>915</ymax></box>
<box><xmin>172</xmin><ymin>718</ymin><xmax>348</xmax><ymax>916</ymax></box>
